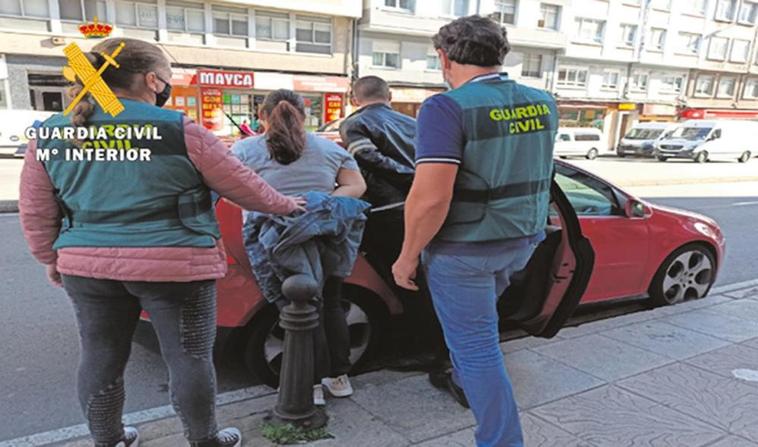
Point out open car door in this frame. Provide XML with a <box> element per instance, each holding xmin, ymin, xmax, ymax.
<box><xmin>499</xmin><ymin>178</ymin><xmax>595</xmax><ymax>338</ymax></box>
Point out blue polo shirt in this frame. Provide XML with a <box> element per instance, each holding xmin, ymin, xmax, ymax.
<box><xmin>416</xmin><ymin>73</ymin><xmax>545</xmax><ymax>255</ymax></box>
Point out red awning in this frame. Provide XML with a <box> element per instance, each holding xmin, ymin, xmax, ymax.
<box><xmin>678</xmin><ymin>108</ymin><xmax>758</xmax><ymax>120</ymax></box>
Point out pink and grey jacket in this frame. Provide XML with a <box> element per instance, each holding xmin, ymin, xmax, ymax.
<box><xmin>19</xmin><ymin>116</ymin><xmax>297</xmax><ymax>282</ymax></box>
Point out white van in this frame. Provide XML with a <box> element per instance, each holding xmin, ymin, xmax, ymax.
<box><xmin>0</xmin><ymin>109</ymin><xmax>55</xmax><ymax>157</ymax></box>
<box><xmin>655</xmin><ymin>119</ymin><xmax>756</xmax><ymax>163</ymax></box>
<box><xmin>616</xmin><ymin>122</ymin><xmax>676</xmax><ymax>158</ymax></box>
<box><xmin>554</xmin><ymin>127</ymin><xmax>604</xmax><ymax>160</ymax></box>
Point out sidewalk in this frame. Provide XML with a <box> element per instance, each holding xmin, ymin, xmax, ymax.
<box><xmin>38</xmin><ymin>280</ymin><xmax>758</xmax><ymax>447</ymax></box>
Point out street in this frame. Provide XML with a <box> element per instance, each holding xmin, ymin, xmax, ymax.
<box><xmin>1</xmin><ymin>176</ymin><xmax>756</xmax><ymax>441</ymax></box>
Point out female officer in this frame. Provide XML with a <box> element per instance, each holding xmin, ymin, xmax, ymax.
<box><xmin>19</xmin><ymin>38</ymin><xmax>302</xmax><ymax>447</ymax></box>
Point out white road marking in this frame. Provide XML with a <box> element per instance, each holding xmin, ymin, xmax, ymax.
<box><xmin>0</xmin><ymin>385</ymin><xmax>274</xmax><ymax>447</ymax></box>
<box><xmin>732</xmin><ymin>369</ymin><xmax>758</xmax><ymax>382</ymax></box>
<box><xmin>732</xmin><ymin>201</ymin><xmax>758</xmax><ymax>207</ymax></box>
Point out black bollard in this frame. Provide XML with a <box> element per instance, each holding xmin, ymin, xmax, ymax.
<box><xmin>269</xmin><ymin>274</ymin><xmax>328</xmax><ymax>429</ymax></box>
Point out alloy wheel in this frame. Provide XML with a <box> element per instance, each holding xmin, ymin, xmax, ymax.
<box><xmin>660</xmin><ymin>250</ymin><xmax>713</xmax><ymax>305</ymax></box>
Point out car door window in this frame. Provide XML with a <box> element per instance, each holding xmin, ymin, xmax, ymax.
<box><xmin>558</xmin><ymin>133</ymin><xmax>571</xmax><ymax>141</ymax></box>
<box><xmin>554</xmin><ymin>165</ymin><xmax>621</xmax><ymax>216</ymax></box>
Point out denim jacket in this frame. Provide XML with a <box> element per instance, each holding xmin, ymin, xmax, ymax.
<box><xmin>244</xmin><ymin>192</ymin><xmax>371</xmax><ymax>303</ymax></box>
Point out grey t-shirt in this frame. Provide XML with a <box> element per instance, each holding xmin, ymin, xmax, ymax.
<box><xmin>231</xmin><ymin>132</ymin><xmax>359</xmax><ymax>196</ymax></box>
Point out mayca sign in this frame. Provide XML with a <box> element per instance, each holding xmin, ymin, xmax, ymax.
<box><xmin>196</xmin><ymin>69</ymin><xmax>255</xmax><ymax>88</ymax></box>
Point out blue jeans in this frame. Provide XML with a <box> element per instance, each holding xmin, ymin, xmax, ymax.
<box><xmin>422</xmin><ymin>241</ymin><xmax>538</xmax><ymax>447</ymax></box>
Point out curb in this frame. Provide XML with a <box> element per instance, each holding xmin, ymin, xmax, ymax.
<box><xmin>616</xmin><ymin>176</ymin><xmax>758</xmax><ymax>188</ymax></box>
<box><xmin>0</xmin><ymin>200</ymin><xmax>18</xmax><ymax>213</ymax></box>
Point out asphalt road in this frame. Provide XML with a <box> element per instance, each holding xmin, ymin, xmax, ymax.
<box><xmin>1</xmin><ymin>191</ymin><xmax>756</xmax><ymax>441</ymax></box>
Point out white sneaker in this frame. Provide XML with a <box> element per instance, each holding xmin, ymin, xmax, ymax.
<box><xmin>322</xmin><ymin>374</ymin><xmax>354</xmax><ymax>398</ymax></box>
<box><xmin>114</xmin><ymin>426</ymin><xmax>139</xmax><ymax>447</ymax></box>
<box><xmin>313</xmin><ymin>384</ymin><xmax>326</xmax><ymax>406</ymax></box>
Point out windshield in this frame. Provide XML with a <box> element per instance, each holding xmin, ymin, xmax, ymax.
<box><xmin>671</xmin><ymin>127</ymin><xmax>712</xmax><ymax>141</ymax></box>
<box><xmin>624</xmin><ymin>128</ymin><xmax>664</xmax><ymax>140</ymax></box>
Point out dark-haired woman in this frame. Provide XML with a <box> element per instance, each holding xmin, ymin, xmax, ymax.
<box><xmin>19</xmin><ymin>38</ymin><xmax>303</xmax><ymax>447</ymax></box>
<box><xmin>232</xmin><ymin>89</ymin><xmax>366</xmax><ymax>405</ymax></box>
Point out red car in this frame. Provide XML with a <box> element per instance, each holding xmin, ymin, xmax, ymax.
<box><xmin>204</xmin><ymin>159</ymin><xmax>724</xmax><ymax>386</ymax></box>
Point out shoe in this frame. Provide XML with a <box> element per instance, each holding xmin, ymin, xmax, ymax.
<box><xmin>428</xmin><ymin>369</ymin><xmax>448</xmax><ymax>389</ymax></box>
<box><xmin>190</xmin><ymin>427</ymin><xmax>242</xmax><ymax>447</ymax></box>
<box><xmin>322</xmin><ymin>374</ymin><xmax>354</xmax><ymax>398</ymax></box>
<box><xmin>112</xmin><ymin>426</ymin><xmax>139</xmax><ymax>447</ymax></box>
<box><xmin>313</xmin><ymin>384</ymin><xmax>326</xmax><ymax>406</ymax></box>
<box><xmin>445</xmin><ymin>374</ymin><xmax>470</xmax><ymax>409</ymax></box>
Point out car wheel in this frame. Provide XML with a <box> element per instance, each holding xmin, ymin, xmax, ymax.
<box><xmin>656</xmin><ymin>156</ymin><xmax>668</xmax><ymax>162</ymax></box>
<box><xmin>586</xmin><ymin>148</ymin><xmax>599</xmax><ymax>160</ymax></box>
<box><xmin>648</xmin><ymin>244</ymin><xmax>716</xmax><ymax>307</ymax></box>
<box><xmin>694</xmin><ymin>151</ymin><xmax>708</xmax><ymax>163</ymax></box>
<box><xmin>242</xmin><ymin>286</ymin><xmax>387</xmax><ymax>388</ymax></box>
<box><xmin>738</xmin><ymin>151</ymin><xmax>751</xmax><ymax>163</ymax></box>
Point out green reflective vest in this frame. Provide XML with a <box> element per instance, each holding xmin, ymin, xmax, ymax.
<box><xmin>437</xmin><ymin>75</ymin><xmax>557</xmax><ymax>242</ymax></box>
<box><xmin>38</xmin><ymin>99</ymin><xmax>220</xmax><ymax>249</ymax></box>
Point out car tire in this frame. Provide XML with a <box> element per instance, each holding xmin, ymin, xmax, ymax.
<box><xmin>738</xmin><ymin>151</ymin><xmax>751</xmax><ymax>163</ymax></box>
<box><xmin>656</xmin><ymin>156</ymin><xmax>668</xmax><ymax>162</ymax></box>
<box><xmin>586</xmin><ymin>148</ymin><xmax>599</xmax><ymax>160</ymax></box>
<box><xmin>694</xmin><ymin>151</ymin><xmax>708</xmax><ymax>163</ymax></box>
<box><xmin>648</xmin><ymin>244</ymin><xmax>716</xmax><ymax>307</ymax></box>
<box><xmin>242</xmin><ymin>286</ymin><xmax>388</xmax><ymax>388</ymax></box>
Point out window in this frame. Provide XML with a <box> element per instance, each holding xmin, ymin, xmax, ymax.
<box><xmin>212</xmin><ymin>6</ymin><xmax>248</xmax><ymax>37</ymax></box>
<box><xmin>491</xmin><ymin>0</ymin><xmax>516</xmax><ymax>25</ymax></box>
<box><xmin>555</xmin><ymin>165</ymin><xmax>620</xmax><ymax>217</ymax></box>
<box><xmin>426</xmin><ymin>54</ymin><xmax>441</xmax><ymax>70</ymax></box>
<box><xmin>0</xmin><ymin>0</ymin><xmax>50</xmax><ymax>17</ymax></box>
<box><xmin>730</xmin><ymin>39</ymin><xmax>750</xmax><ymax>62</ymax></box>
<box><xmin>744</xmin><ymin>78</ymin><xmax>758</xmax><ymax>98</ymax></box>
<box><xmin>255</xmin><ymin>11</ymin><xmax>290</xmax><ymax>41</ymax></box>
<box><xmin>717</xmin><ymin>77</ymin><xmax>736</xmax><ymax>98</ymax></box>
<box><xmin>738</xmin><ymin>1</ymin><xmax>758</xmax><ymax>23</ymax></box>
<box><xmin>521</xmin><ymin>53</ymin><xmax>542</xmax><ymax>78</ymax></box>
<box><xmin>59</xmin><ymin>0</ymin><xmax>105</xmax><ymax>21</ymax></box>
<box><xmin>601</xmin><ymin>70</ymin><xmax>619</xmax><ymax>89</ymax></box>
<box><xmin>372</xmin><ymin>41</ymin><xmax>400</xmax><ymax>69</ymax></box>
<box><xmin>575</xmin><ymin>133</ymin><xmax>601</xmax><ymax>141</ymax></box>
<box><xmin>715</xmin><ymin>0</ymin><xmax>737</xmax><ymax>21</ymax></box>
<box><xmin>166</xmin><ymin>2</ymin><xmax>204</xmax><ymax>32</ymax></box>
<box><xmin>384</xmin><ymin>0</ymin><xmax>413</xmax><ymax>11</ymax></box>
<box><xmin>539</xmin><ymin>3</ymin><xmax>560</xmax><ymax>30</ymax></box>
<box><xmin>649</xmin><ymin>28</ymin><xmax>666</xmax><ymax>51</ymax></box>
<box><xmin>630</xmin><ymin>72</ymin><xmax>649</xmax><ymax>91</ymax></box>
<box><xmin>684</xmin><ymin>0</ymin><xmax>707</xmax><ymax>15</ymax></box>
<box><xmin>678</xmin><ymin>32</ymin><xmax>701</xmax><ymax>55</ymax></box>
<box><xmin>619</xmin><ymin>24</ymin><xmax>637</xmax><ymax>47</ymax></box>
<box><xmin>651</xmin><ymin>0</ymin><xmax>671</xmax><ymax>10</ymax></box>
<box><xmin>707</xmin><ymin>37</ymin><xmax>729</xmax><ymax>60</ymax></box>
<box><xmin>296</xmin><ymin>16</ymin><xmax>332</xmax><ymax>54</ymax></box>
<box><xmin>442</xmin><ymin>0</ymin><xmax>469</xmax><ymax>16</ymax></box>
<box><xmin>114</xmin><ymin>0</ymin><xmax>157</xmax><ymax>28</ymax></box>
<box><xmin>695</xmin><ymin>75</ymin><xmax>715</xmax><ymax>96</ymax></box>
<box><xmin>661</xmin><ymin>75</ymin><xmax>684</xmax><ymax>93</ymax></box>
<box><xmin>575</xmin><ymin>18</ymin><xmax>605</xmax><ymax>44</ymax></box>
<box><xmin>557</xmin><ymin>67</ymin><xmax>588</xmax><ymax>87</ymax></box>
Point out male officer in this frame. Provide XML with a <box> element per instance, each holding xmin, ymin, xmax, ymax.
<box><xmin>392</xmin><ymin>15</ymin><xmax>557</xmax><ymax>447</ymax></box>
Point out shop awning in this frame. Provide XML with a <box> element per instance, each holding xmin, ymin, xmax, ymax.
<box><xmin>678</xmin><ymin>108</ymin><xmax>758</xmax><ymax>120</ymax></box>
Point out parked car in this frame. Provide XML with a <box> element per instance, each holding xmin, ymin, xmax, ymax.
<box><xmin>655</xmin><ymin>119</ymin><xmax>757</xmax><ymax>163</ymax></box>
<box><xmin>141</xmin><ymin>159</ymin><xmax>723</xmax><ymax>387</ymax></box>
<box><xmin>0</xmin><ymin>109</ymin><xmax>54</xmax><ymax>157</ymax></box>
<box><xmin>616</xmin><ymin>122</ymin><xmax>676</xmax><ymax>158</ymax></box>
<box><xmin>554</xmin><ymin>127</ymin><xmax>604</xmax><ymax>160</ymax></box>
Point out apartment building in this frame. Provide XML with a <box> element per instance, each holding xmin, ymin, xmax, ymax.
<box><xmin>0</xmin><ymin>0</ymin><xmax>361</xmax><ymax>133</ymax></box>
<box><xmin>558</xmin><ymin>0</ymin><xmax>758</xmax><ymax>150</ymax></box>
<box><xmin>357</xmin><ymin>0</ymin><xmax>568</xmax><ymax>116</ymax></box>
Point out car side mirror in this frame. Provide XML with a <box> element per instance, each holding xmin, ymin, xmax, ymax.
<box><xmin>625</xmin><ymin>200</ymin><xmax>650</xmax><ymax>219</ymax></box>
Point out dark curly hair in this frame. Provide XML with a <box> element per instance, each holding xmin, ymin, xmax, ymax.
<box><xmin>432</xmin><ymin>15</ymin><xmax>510</xmax><ymax>67</ymax></box>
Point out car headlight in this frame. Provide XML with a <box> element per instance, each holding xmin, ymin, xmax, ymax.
<box><xmin>694</xmin><ymin>222</ymin><xmax>716</xmax><ymax>238</ymax></box>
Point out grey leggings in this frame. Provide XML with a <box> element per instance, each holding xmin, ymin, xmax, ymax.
<box><xmin>62</xmin><ymin>275</ymin><xmax>219</xmax><ymax>446</ymax></box>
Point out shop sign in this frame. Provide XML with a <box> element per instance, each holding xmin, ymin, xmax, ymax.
<box><xmin>618</xmin><ymin>103</ymin><xmax>637</xmax><ymax>111</ymax></box>
<box><xmin>201</xmin><ymin>88</ymin><xmax>223</xmax><ymax>131</ymax></box>
<box><xmin>324</xmin><ymin>93</ymin><xmax>343</xmax><ymax>123</ymax></box>
<box><xmin>197</xmin><ymin>69</ymin><xmax>254</xmax><ymax>89</ymax></box>
<box><xmin>642</xmin><ymin>104</ymin><xmax>676</xmax><ymax>116</ymax></box>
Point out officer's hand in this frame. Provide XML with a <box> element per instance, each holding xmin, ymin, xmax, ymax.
<box><xmin>392</xmin><ymin>255</ymin><xmax>419</xmax><ymax>291</ymax></box>
<box><xmin>289</xmin><ymin>196</ymin><xmax>307</xmax><ymax>213</ymax></box>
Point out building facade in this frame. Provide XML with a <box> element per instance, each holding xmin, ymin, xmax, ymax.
<box><xmin>0</xmin><ymin>0</ymin><xmax>361</xmax><ymax>134</ymax></box>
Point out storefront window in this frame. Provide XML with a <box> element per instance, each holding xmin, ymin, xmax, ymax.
<box><xmin>222</xmin><ymin>91</ymin><xmax>254</xmax><ymax>136</ymax></box>
<box><xmin>559</xmin><ymin>108</ymin><xmax>605</xmax><ymax>129</ymax></box>
<box><xmin>302</xmin><ymin>94</ymin><xmax>323</xmax><ymax>130</ymax></box>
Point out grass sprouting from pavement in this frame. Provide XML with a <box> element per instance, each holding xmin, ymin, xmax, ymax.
<box><xmin>261</xmin><ymin>423</ymin><xmax>333</xmax><ymax>445</ymax></box>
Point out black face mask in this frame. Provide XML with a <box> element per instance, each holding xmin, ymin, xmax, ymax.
<box><xmin>154</xmin><ymin>74</ymin><xmax>172</xmax><ymax>108</ymax></box>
